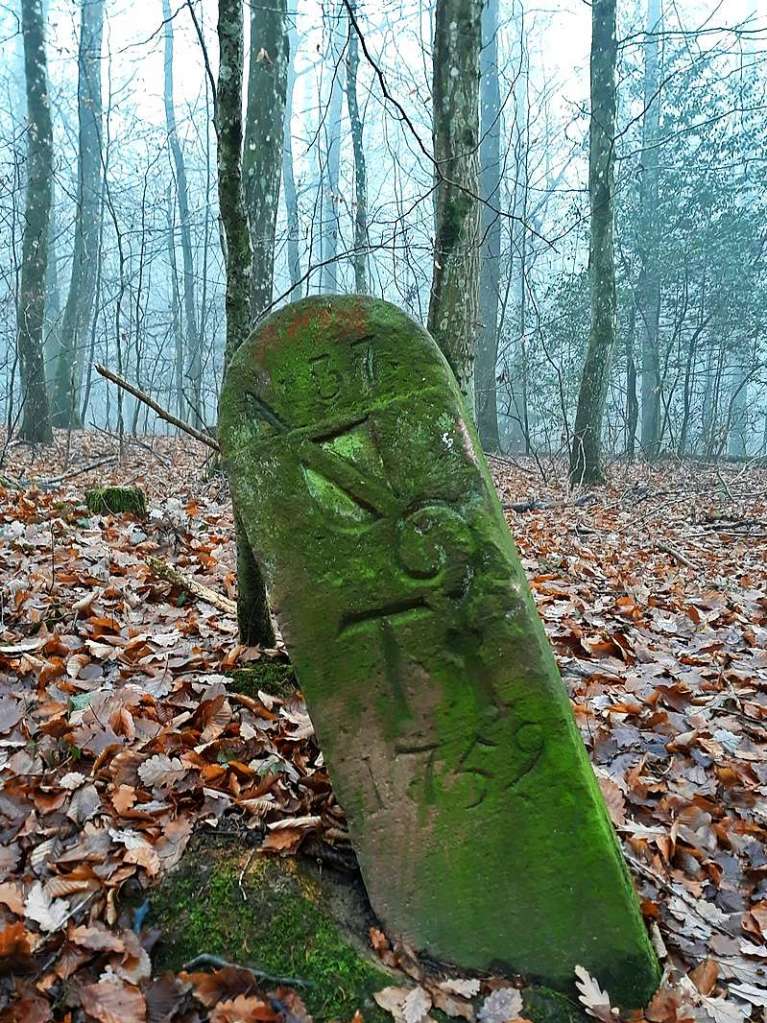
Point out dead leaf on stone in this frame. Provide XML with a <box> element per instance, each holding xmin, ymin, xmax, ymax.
<box><xmin>403</xmin><ymin>986</ymin><xmax>432</xmax><ymax>1023</ymax></box>
<box><xmin>374</xmin><ymin>986</ymin><xmax>412</xmax><ymax>1023</ymax></box>
<box><xmin>574</xmin><ymin>966</ymin><xmax>615</xmax><ymax>1022</ymax></box>
<box><xmin>477</xmin><ymin>987</ymin><xmax>523</xmax><ymax>1023</ymax></box>
<box><xmin>439</xmin><ymin>979</ymin><xmax>481</xmax><ymax>999</ymax></box>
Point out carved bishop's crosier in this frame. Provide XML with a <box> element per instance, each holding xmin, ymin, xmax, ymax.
<box><xmin>219</xmin><ymin>297</ymin><xmax>660</xmax><ymax>1008</ymax></box>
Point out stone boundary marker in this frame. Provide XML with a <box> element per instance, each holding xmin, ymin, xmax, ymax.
<box><xmin>220</xmin><ymin>296</ymin><xmax>660</xmax><ymax>1008</ymax></box>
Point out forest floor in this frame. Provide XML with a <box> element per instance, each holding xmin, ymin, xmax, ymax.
<box><xmin>0</xmin><ymin>431</ymin><xmax>765</xmax><ymax>1023</ymax></box>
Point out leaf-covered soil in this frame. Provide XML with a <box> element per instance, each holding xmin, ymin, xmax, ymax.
<box><xmin>0</xmin><ymin>432</ymin><xmax>764</xmax><ymax>1023</ymax></box>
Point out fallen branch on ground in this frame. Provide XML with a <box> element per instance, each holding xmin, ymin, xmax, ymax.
<box><xmin>95</xmin><ymin>364</ymin><xmax>220</xmax><ymax>452</ymax></box>
<box><xmin>148</xmin><ymin>556</ymin><xmax>236</xmax><ymax>614</ymax></box>
<box><xmin>656</xmin><ymin>539</ymin><xmax>698</xmax><ymax>570</ymax></box>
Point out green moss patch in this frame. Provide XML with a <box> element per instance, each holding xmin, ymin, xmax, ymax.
<box><xmin>226</xmin><ymin>662</ymin><xmax>297</xmax><ymax>699</ymax></box>
<box><xmin>149</xmin><ymin>839</ymin><xmax>392</xmax><ymax>1021</ymax></box>
<box><xmin>85</xmin><ymin>485</ymin><xmax>147</xmax><ymax>517</ymax></box>
<box><xmin>521</xmin><ymin>987</ymin><xmax>589</xmax><ymax>1023</ymax></box>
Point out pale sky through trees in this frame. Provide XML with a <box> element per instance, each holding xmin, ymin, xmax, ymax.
<box><xmin>1</xmin><ymin>0</ymin><xmax>765</xmax><ymax>456</ymax></box>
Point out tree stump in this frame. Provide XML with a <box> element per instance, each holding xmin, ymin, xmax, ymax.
<box><xmin>85</xmin><ymin>485</ymin><xmax>147</xmax><ymax>517</ymax></box>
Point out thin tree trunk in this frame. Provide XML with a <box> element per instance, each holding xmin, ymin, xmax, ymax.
<box><xmin>162</xmin><ymin>0</ymin><xmax>202</xmax><ymax>426</ymax></box>
<box><xmin>166</xmin><ymin>185</ymin><xmax>184</xmax><ymax>419</ymax></box>
<box><xmin>44</xmin><ymin>202</ymin><xmax>61</xmax><ymax>391</ymax></box>
<box><xmin>282</xmin><ymin>24</ymin><xmax>302</xmax><ymax>293</ymax></box>
<box><xmin>217</xmin><ymin>0</ymin><xmax>275</xmax><ymax>648</ymax></box>
<box><xmin>17</xmin><ymin>0</ymin><xmax>54</xmax><ymax>444</ymax></box>
<box><xmin>320</xmin><ymin>9</ymin><xmax>344</xmax><ymax>295</ymax></box>
<box><xmin>475</xmin><ymin>0</ymin><xmax>501</xmax><ymax>450</ymax></box>
<box><xmin>244</xmin><ymin>0</ymin><xmax>288</xmax><ymax>321</ymax></box>
<box><xmin>52</xmin><ymin>0</ymin><xmax>103</xmax><ymax>429</ymax></box>
<box><xmin>428</xmin><ymin>0</ymin><xmax>482</xmax><ymax>411</ymax></box>
<box><xmin>569</xmin><ymin>0</ymin><xmax>617</xmax><ymax>485</ymax></box>
<box><xmin>638</xmin><ymin>0</ymin><xmax>662</xmax><ymax>458</ymax></box>
<box><xmin>625</xmin><ymin>296</ymin><xmax>639</xmax><ymax>457</ymax></box>
<box><xmin>345</xmin><ymin>0</ymin><xmax>368</xmax><ymax>293</ymax></box>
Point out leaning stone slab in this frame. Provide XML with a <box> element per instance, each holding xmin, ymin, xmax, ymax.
<box><xmin>219</xmin><ymin>296</ymin><xmax>660</xmax><ymax>1008</ymax></box>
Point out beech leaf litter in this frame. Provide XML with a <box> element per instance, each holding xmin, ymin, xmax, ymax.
<box><xmin>0</xmin><ymin>435</ymin><xmax>764</xmax><ymax>1022</ymax></box>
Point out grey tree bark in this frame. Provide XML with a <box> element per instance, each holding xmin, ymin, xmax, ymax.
<box><xmin>217</xmin><ymin>0</ymin><xmax>275</xmax><ymax>648</ymax></box>
<box><xmin>162</xmin><ymin>0</ymin><xmax>202</xmax><ymax>426</ymax></box>
<box><xmin>52</xmin><ymin>0</ymin><xmax>103</xmax><ymax>429</ymax></box>
<box><xmin>17</xmin><ymin>0</ymin><xmax>54</xmax><ymax>444</ymax></box>
<box><xmin>638</xmin><ymin>0</ymin><xmax>662</xmax><ymax>458</ymax></box>
<box><xmin>569</xmin><ymin>0</ymin><xmax>618</xmax><ymax>485</ymax></box>
<box><xmin>345</xmin><ymin>0</ymin><xmax>368</xmax><ymax>293</ymax></box>
<box><xmin>428</xmin><ymin>0</ymin><xmax>482</xmax><ymax>411</ymax></box>
<box><xmin>244</xmin><ymin>0</ymin><xmax>289</xmax><ymax>321</ymax></box>
<box><xmin>282</xmin><ymin>24</ymin><xmax>302</xmax><ymax>293</ymax></box>
<box><xmin>475</xmin><ymin>0</ymin><xmax>501</xmax><ymax>450</ymax></box>
<box><xmin>320</xmin><ymin>8</ymin><xmax>344</xmax><ymax>295</ymax></box>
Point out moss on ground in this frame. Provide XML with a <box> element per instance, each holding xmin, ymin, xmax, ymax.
<box><xmin>226</xmin><ymin>662</ymin><xmax>297</xmax><ymax>699</ymax></box>
<box><xmin>521</xmin><ymin>987</ymin><xmax>589</xmax><ymax>1023</ymax></box>
<box><xmin>150</xmin><ymin>839</ymin><xmax>392</xmax><ymax>1022</ymax></box>
<box><xmin>85</xmin><ymin>485</ymin><xmax>147</xmax><ymax>517</ymax></box>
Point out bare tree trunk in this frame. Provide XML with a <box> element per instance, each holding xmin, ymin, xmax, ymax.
<box><xmin>165</xmin><ymin>185</ymin><xmax>184</xmax><ymax>418</ymax></box>
<box><xmin>162</xmin><ymin>0</ymin><xmax>202</xmax><ymax>426</ymax></box>
<box><xmin>44</xmin><ymin>202</ymin><xmax>62</xmax><ymax>391</ymax></box>
<box><xmin>320</xmin><ymin>8</ymin><xmax>344</xmax><ymax>295</ymax></box>
<box><xmin>428</xmin><ymin>0</ymin><xmax>482</xmax><ymax>411</ymax></box>
<box><xmin>244</xmin><ymin>0</ymin><xmax>288</xmax><ymax>321</ymax></box>
<box><xmin>625</xmin><ymin>296</ymin><xmax>639</xmax><ymax>457</ymax></box>
<box><xmin>53</xmin><ymin>0</ymin><xmax>103</xmax><ymax>429</ymax></box>
<box><xmin>345</xmin><ymin>0</ymin><xmax>368</xmax><ymax>293</ymax></box>
<box><xmin>17</xmin><ymin>0</ymin><xmax>54</xmax><ymax>444</ymax></box>
<box><xmin>475</xmin><ymin>0</ymin><xmax>501</xmax><ymax>450</ymax></box>
<box><xmin>638</xmin><ymin>0</ymin><xmax>662</xmax><ymax>458</ymax></box>
<box><xmin>569</xmin><ymin>0</ymin><xmax>617</xmax><ymax>485</ymax></box>
<box><xmin>217</xmin><ymin>0</ymin><xmax>275</xmax><ymax>648</ymax></box>
<box><xmin>282</xmin><ymin>24</ymin><xmax>302</xmax><ymax>292</ymax></box>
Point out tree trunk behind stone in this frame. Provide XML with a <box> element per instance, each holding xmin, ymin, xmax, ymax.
<box><xmin>569</xmin><ymin>0</ymin><xmax>618</xmax><ymax>485</ymax></box>
<box><xmin>17</xmin><ymin>0</ymin><xmax>54</xmax><ymax>445</ymax></box>
<box><xmin>428</xmin><ymin>0</ymin><xmax>482</xmax><ymax>413</ymax></box>
<box><xmin>319</xmin><ymin>7</ymin><xmax>344</xmax><ymax>295</ymax></box>
<box><xmin>244</xmin><ymin>0</ymin><xmax>288</xmax><ymax>321</ymax></box>
<box><xmin>217</xmin><ymin>0</ymin><xmax>275</xmax><ymax>648</ymax></box>
<box><xmin>346</xmin><ymin>0</ymin><xmax>368</xmax><ymax>294</ymax></box>
<box><xmin>52</xmin><ymin>0</ymin><xmax>103</xmax><ymax>429</ymax></box>
<box><xmin>638</xmin><ymin>0</ymin><xmax>662</xmax><ymax>459</ymax></box>
<box><xmin>162</xmin><ymin>0</ymin><xmax>202</xmax><ymax>427</ymax></box>
<box><xmin>475</xmin><ymin>0</ymin><xmax>501</xmax><ymax>450</ymax></box>
<box><xmin>283</xmin><ymin>24</ymin><xmax>302</xmax><ymax>293</ymax></box>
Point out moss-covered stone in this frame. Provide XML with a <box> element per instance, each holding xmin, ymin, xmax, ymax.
<box><xmin>149</xmin><ymin>839</ymin><xmax>392</xmax><ymax>1021</ymax></box>
<box><xmin>219</xmin><ymin>296</ymin><xmax>660</xmax><ymax>1009</ymax></box>
<box><xmin>226</xmin><ymin>662</ymin><xmax>297</xmax><ymax>699</ymax></box>
<box><xmin>85</xmin><ymin>485</ymin><xmax>147</xmax><ymax>517</ymax></box>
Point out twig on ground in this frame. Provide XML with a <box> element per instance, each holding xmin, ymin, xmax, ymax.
<box><xmin>656</xmin><ymin>540</ymin><xmax>699</xmax><ymax>570</ymax></box>
<box><xmin>181</xmin><ymin>953</ymin><xmax>311</xmax><ymax>988</ymax></box>
<box><xmin>148</xmin><ymin>556</ymin><xmax>237</xmax><ymax>615</ymax></box>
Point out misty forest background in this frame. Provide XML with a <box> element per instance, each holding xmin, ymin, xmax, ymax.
<box><xmin>1</xmin><ymin>0</ymin><xmax>766</xmax><ymax>480</ymax></box>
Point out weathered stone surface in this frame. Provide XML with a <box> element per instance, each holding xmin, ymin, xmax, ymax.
<box><xmin>219</xmin><ymin>296</ymin><xmax>660</xmax><ymax>1007</ymax></box>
